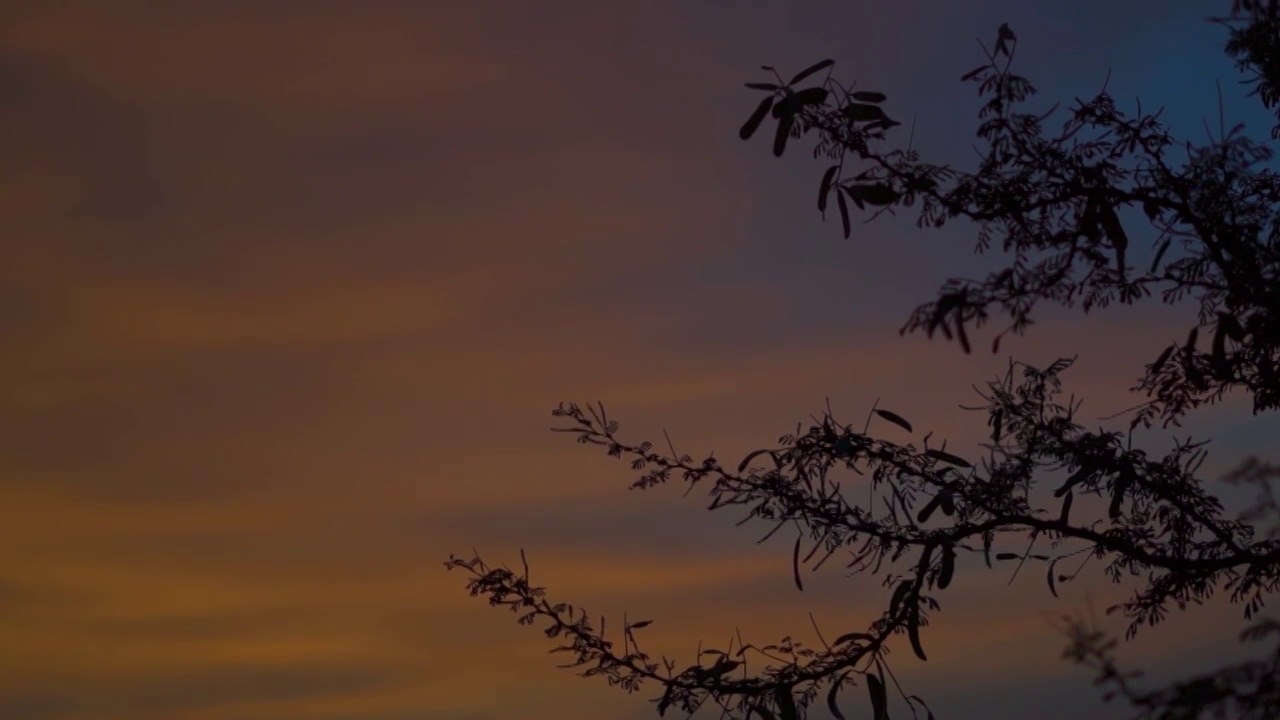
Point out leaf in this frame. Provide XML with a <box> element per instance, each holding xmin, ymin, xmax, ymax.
<box><xmin>916</xmin><ymin>495</ymin><xmax>941</xmax><ymax>523</ymax></box>
<box><xmin>1212</xmin><ymin>322</ymin><xmax>1231</xmax><ymax>379</ymax></box>
<box><xmin>818</xmin><ymin>165</ymin><xmax>839</xmax><ymax>212</ymax></box>
<box><xmin>792</xmin><ymin>534</ymin><xmax>804</xmax><ymax>591</ymax></box>
<box><xmin>1185</xmin><ymin>325</ymin><xmax>1199</xmax><ymax>353</ymax></box>
<box><xmin>1220</xmin><ymin>311</ymin><xmax>1245</xmax><ymax>341</ymax></box>
<box><xmin>628</xmin><ymin>619</ymin><xmax>653</xmax><ymax>630</ymax></box>
<box><xmin>926</xmin><ymin>449</ymin><xmax>972</xmax><ymax>468</ymax></box>
<box><xmin>827</xmin><ymin>672</ymin><xmax>851</xmax><ymax>720</ymax></box>
<box><xmin>789</xmin><ymin>58</ymin><xmax>834</xmax><ymax>85</ymax></box>
<box><xmin>995</xmin><ymin>22</ymin><xmax>1016</xmax><ymax>56</ymax></box>
<box><xmin>1099</xmin><ymin>206</ymin><xmax>1128</xmax><ymax>274</ymax></box>
<box><xmin>740</xmin><ymin>97</ymin><xmax>775</xmax><ymax>140</ymax></box>
<box><xmin>832</xmin><ymin>632</ymin><xmax>873</xmax><ymax>646</ymax></box>
<box><xmin>745</xmin><ymin>82</ymin><xmax>780</xmax><ymax>91</ymax></box>
<box><xmin>776</xmin><ymin>685</ymin><xmax>799</xmax><ymax>720</ymax></box>
<box><xmin>710</xmin><ymin>658</ymin><xmax>741</xmax><ymax>676</ymax></box>
<box><xmin>909</xmin><ymin>695</ymin><xmax>936</xmax><ymax>720</ymax></box>
<box><xmin>752</xmin><ymin>704</ymin><xmax>780</xmax><ymax>720</ymax></box>
<box><xmin>938</xmin><ymin>545</ymin><xmax>955</xmax><ymax>590</ymax></box>
<box><xmin>864</xmin><ymin>118</ymin><xmax>902</xmax><ymax>134</ymax></box>
<box><xmin>843</xmin><ymin>103</ymin><xmax>888</xmax><ymax>123</ymax></box>
<box><xmin>1054</xmin><ymin>463</ymin><xmax>1093</xmax><ymax>497</ymax></box>
<box><xmin>1047</xmin><ymin>556</ymin><xmax>1063</xmax><ymax>598</ymax></box>
<box><xmin>1151</xmin><ymin>344</ymin><xmax>1175</xmax><ymax>375</ymax></box>
<box><xmin>852</xmin><ymin>90</ymin><xmax>887</xmax><ymax>103</ymax></box>
<box><xmin>794</xmin><ymin>87</ymin><xmax>829</xmax><ymax>106</ymax></box>
<box><xmin>841</xmin><ymin>185</ymin><xmax>866</xmax><ymax>212</ymax></box>
<box><xmin>1150</xmin><ymin>237</ymin><xmax>1172</xmax><ymax>273</ymax></box>
<box><xmin>995</xmin><ymin>552</ymin><xmax>1019</xmax><ymax>560</ymax></box>
<box><xmin>939</xmin><ymin>489</ymin><xmax>955</xmax><ymax>516</ymax></box>
<box><xmin>889</xmin><ymin>579</ymin><xmax>912</xmax><ymax>618</ymax></box>
<box><xmin>867</xmin><ymin>672</ymin><xmax>889</xmax><ymax>720</ymax></box>
<box><xmin>773</xmin><ymin>110</ymin><xmax>794</xmax><ymax>157</ymax></box>
<box><xmin>875</xmin><ymin>409</ymin><xmax>913</xmax><ymax>433</ymax></box>
<box><xmin>1109</xmin><ymin>473</ymin><xmax>1132</xmax><ymax>519</ymax></box>
<box><xmin>837</xmin><ymin>187</ymin><xmax>851</xmax><ymax>238</ymax></box>
<box><xmin>865</xmin><ymin>184</ymin><xmax>900</xmax><ymax>206</ymax></box>
<box><xmin>956</xmin><ymin>315</ymin><xmax>971</xmax><ymax>354</ymax></box>
<box><xmin>737</xmin><ymin>449</ymin><xmax>773</xmax><ymax>473</ymax></box>
<box><xmin>1059</xmin><ymin>490</ymin><xmax>1073</xmax><ymax>524</ymax></box>
<box><xmin>907</xmin><ymin>604</ymin><xmax>928</xmax><ymax>661</ymax></box>
<box><xmin>960</xmin><ymin>64</ymin><xmax>987</xmax><ymax>81</ymax></box>
<box><xmin>1142</xmin><ymin>200</ymin><xmax>1160</xmax><ymax>220</ymax></box>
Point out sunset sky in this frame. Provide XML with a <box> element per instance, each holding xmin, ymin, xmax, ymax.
<box><xmin>4</xmin><ymin>2</ymin><xmax>1280</xmax><ymax>719</ymax></box>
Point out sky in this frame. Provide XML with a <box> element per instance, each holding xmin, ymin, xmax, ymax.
<box><xmin>3</xmin><ymin>2</ymin><xmax>1279</xmax><ymax>719</ymax></box>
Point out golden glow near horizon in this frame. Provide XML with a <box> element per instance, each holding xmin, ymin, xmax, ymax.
<box><xmin>2</xmin><ymin>3</ymin><xmax>1274</xmax><ymax>719</ymax></box>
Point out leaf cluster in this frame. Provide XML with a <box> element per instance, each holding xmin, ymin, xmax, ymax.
<box><xmin>448</xmin><ymin>10</ymin><xmax>1280</xmax><ymax>720</ymax></box>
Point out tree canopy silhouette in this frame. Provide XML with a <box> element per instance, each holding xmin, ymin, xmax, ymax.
<box><xmin>446</xmin><ymin>4</ymin><xmax>1280</xmax><ymax>719</ymax></box>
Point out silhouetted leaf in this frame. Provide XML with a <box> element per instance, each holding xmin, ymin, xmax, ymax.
<box><xmin>837</xmin><ymin>187</ymin><xmax>851</xmax><ymax>238</ymax></box>
<box><xmin>710</xmin><ymin>658</ymin><xmax>741</xmax><ymax>676</ymax></box>
<box><xmin>1185</xmin><ymin>325</ymin><xmax>1200</xmax><ymax>353</ymax></box>
<box><xmin>752</xmin><ymin>704</ymin><xmax>779</xmax><ymax>720</ymax></box>
<box><xmin>740</xmin><ymin>97</ymin><xmax>775</xmax><ymax>140</ymax></box>
<box><xmin>939</xmin><ymin>490</ymin><xmax>955</xmax><ymax>516</ymax></box>
<box><xmin>628</xmin><ymin>619</ymin><xmax>653</xmax><ymax>630</ymax></box>
<box><xmin>860</xmin><ymin>183</ymin><xmax>900</xmax><ymax>206</ymax></box>
<box><xmin>773</xmin><ymin>110</ymin><xmax>794</xmax><ymax>157</ymax></box>
<box><xmin>852</xmin><ymin>90</ymin><xmax>887</xmax><ymax>102</ymax></box>
<box><xmin>776</xmin><ymin>685</ymin><xmax>798</xmax><ymax>720</ymax></box>
<box><xmin>889</xmin><ymin>579</ymin><xmax>912</xmax><ymax>618</ymax></box>
<box><xmin>875</xmin><ymin>409</ymin><xmax>913</xmax><ymax>432</ymax></box>
<box><xmin>745</xmin><ymin>82</ymin><xmax>780</xmax><ymax>91</ymax></box>
<box><xmin>1151</xmin><ymin>344</ymin><xmax>1175</xmax><ymax>375</ymax></box>
<box><xmin>917</xmin><ymin>495</ymin><xmax>941</xmax><ymax>523</ymax></box>
<box><xmin>794</xmin><ymin>87</ymin><xmax>829</xmax><ymax>106</ymax></box>
<box><xmin>996</xmin><ymin>552</ymin><xmax>1019</xmax><ymax>560</ymax></box>
<box><xmin>909</xmin><ymin>695</ymin><xmax>936</xmax><ymax>720</ymax></box>
<box><xmin>789</xmin><ymin>59</ymin><xmax>834</xmax><ymax>85</ymax></box>
<box><xmin>995</xmin><ymin>22</ymin><xmax>1016</xmax><ymax>56</ymax></box>
<box><xmin>908</xmin><ymin>604</ymin><xmax>927</xmax><ymax>661</ymax></box>
<box><xmin>842</xmin><ymin>184</ymin><xmax>865</xmax><ymax>211</ymax></box>
<box><xmin>960</xmin><ymin>64</ymin><xmax>987</xmax><ymax>81</ymax></box>
<box><xmin>819</xmin><ymin>165</ymin><xmax>839</xmax><ymax>212</ymax></box>
<box><xmin>843</xmin><ymin>103</ymin><xmax>888</xmax><ymax>123</ymax></box>
<box><xmin>833</xmin><ymin>632</ymin><xmax>873</xmax><ymax>646</ymax></box>
<box><xmin>1059</xmin><ymin>490</ymin><xmax>1073</xmax><ymax>524</ymax></box>
<box><xmin>956</xmin><ymin>315</ymin><xmax>971</xmax><ymax>354</ymax></box>
<box><xmin>1110</xmin><ymin>473</ymin><xmax>1132</xmax><ymax>519</ymax></box>
<box><xmin>1047</xmin><ymin>556</ymin><xmax>1063</xmax><ymax>598</ymax></box>
<box><xmin>738</xmin><ymin>448</ymin><xmax>773</xmax><ymax>473</ymax></box>
<box><xmin>938</xmin><ymin>545</ymin><xmax>955</xmax><ymax>589</ymax></box>
<box><xmin>1054</xmin><ymin>464</ymin><xmax>1093</xmax><ymax>497</ymax></box>
<box><xmin>792</xmin><ymin>534</ymin><xmax>804</xmax><ymax>591</ymax></box>
<box><xmin>926</xmin><ymin>449</ymin><xmax>971</xmax><ymax>468</ymax></box>
<box><xmin>658</xmin><ymin>686</ymin><xmax>673</xmax><ymax>716</ymax></box>
<box><xmin>1150</xmin><ymin>237</ymin><xmax>1172</xmax><ymax>273</ymax></box>
<box><xmin>827</xmin><ymin>672</ymin><xmax>851</xmax><ymax>720</ymax></box>
<box><xmin>1212</xmin><ymin>321</ymin><xmax>1231</xmax><ymax>378</ymax></box>
<box><xmin>867</xmin><ymin>671</ymin><xmax>889</xmax><ymax>720</ymax></box>
<box><xmin>1099</xmin><ymin>206</ymin><xmax>1128</xmax><ymax>273</ymax></box>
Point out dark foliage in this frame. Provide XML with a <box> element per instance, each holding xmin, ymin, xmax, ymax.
<box><xmin>447</xmin><ymin>5</ymin><xmax>1280</xmax><ymax>719</ymax></box>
